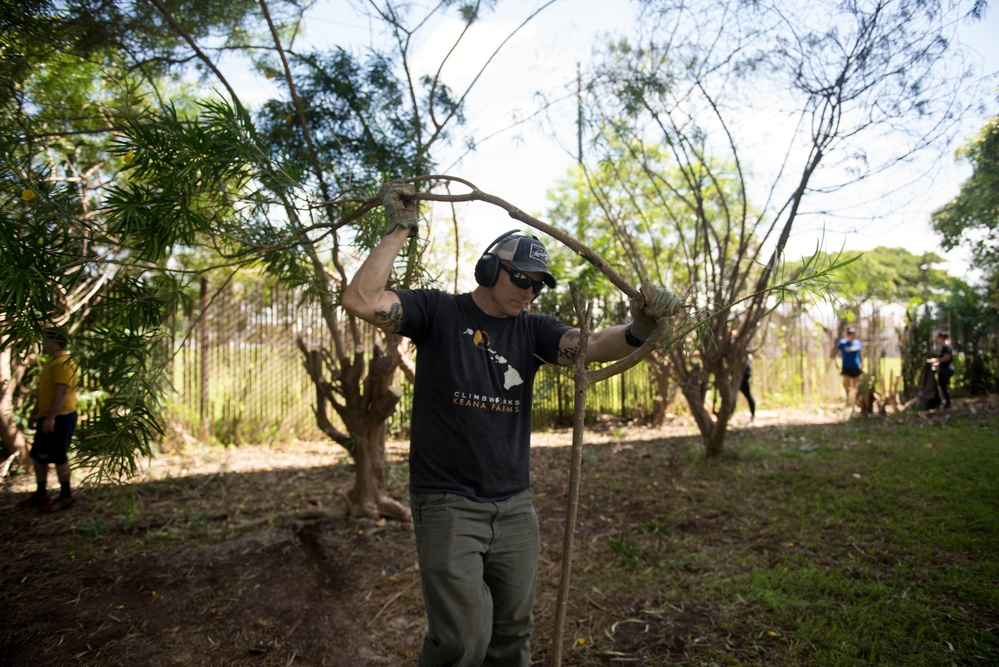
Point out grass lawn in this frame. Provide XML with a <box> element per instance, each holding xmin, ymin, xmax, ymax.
<box><xmin>543</xmin><ymin>411</ymin><xmax>999</xmax><ymax>666</ymax></box>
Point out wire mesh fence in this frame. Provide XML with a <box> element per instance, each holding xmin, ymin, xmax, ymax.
<box><xmin>168</xmin><ymin>282</ymin><xmax>866</xmax><ymax>444</ymax></box>
<box><xmin>169</xmin><ymin>279</ymin><xmax>335</xmax><ymax>444</ymax></box>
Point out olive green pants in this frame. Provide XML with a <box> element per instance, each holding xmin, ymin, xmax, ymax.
<box><xmin>411</xmin><ymin>489</ymin><xmax>539</xmax><ymax>667</ymax></box>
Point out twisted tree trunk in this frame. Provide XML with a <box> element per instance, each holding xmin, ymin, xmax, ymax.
<box><xmin>297</xmin><ymin>334</ymin><xmax>410</xmax><ymax>522</ymax></box>
<box><xmin>0</xmin><ymin>347</ymin><xmax>31</xmax><ymax>475</ymax></box>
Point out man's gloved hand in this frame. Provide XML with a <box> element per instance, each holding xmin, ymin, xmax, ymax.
<box><xmin>381</xmin><ymin>181</ymin><xmax>419</xmax><ymax>237</ymax></box>
<box><xmin>628</xmin><ymin>282</ymin><xmax>684</xmax><ymax>342</ymax></box>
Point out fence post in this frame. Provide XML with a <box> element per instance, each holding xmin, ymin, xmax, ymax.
<box><xmin>199</xmin><ymin>276</ymin><xmax>210</xmax><ymax>440</ymax></box>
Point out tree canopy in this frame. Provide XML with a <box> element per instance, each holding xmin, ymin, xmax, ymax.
<box><xmin>794</xmin><ymin>246</ymin><xmax>954</xmax><ymax>320</ymax></box>
<box><xmin>546</xmin><ymin>0</ymin><xmax>987</xmax><ymax>455</ymax></box>
<box><xmin>932</xmin><ymin>110</ymin><xmax>999</xmax><ymax>277</ymax></box>
<box><xmin>3</xmin><ymin>0</ymin><xmax>551</xmax><ymax>515</ymax></box>
<box><xmin>1</xmin><ymin>0</ymin><xmax>993</xmax><ymax>475</ymax></box>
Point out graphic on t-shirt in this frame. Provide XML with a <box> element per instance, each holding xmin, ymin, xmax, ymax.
<box><xmin>464</xmin><ymin>328</ymin><xmax>524</xmax><ymax>390</ymax></box>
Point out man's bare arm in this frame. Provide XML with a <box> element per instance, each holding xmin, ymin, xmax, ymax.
<box><xmin>557</xmin><ymin>325</ymin><xmax>636</xmax><ymax>366</ymax></box>
<box><xmin>373</xmin><ymin>299</ymin><xmax>405</xmax><ymax>333</ymax></box>
<box><xmin>342</xmin><ymin>227</ymin><xmax>409</xmax><ymax>333</ymax></box>
<box><xmin>557</xmin><ymin>329</ymin><xmax>582</xmax><ymax>365</ymax></box>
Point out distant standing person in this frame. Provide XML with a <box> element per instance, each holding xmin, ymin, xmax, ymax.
<box><xmin>731</xmin><ymin>331</ymin><xmax>755</xmax><ymax>423</ymax></box>
<box><xmin>17</xmin><ymin>328</ymin><xmax>79</xmax><ymax>511</ymax></box>
<box><xmin>927</xmin><ymin>331</ymin><xmax>955</xmax><ymax>409</ymax></box>
<box><xmin>740</xmin><ymin>351</ymin><xmax>756</xmax><ymax>423</ymax></box>
<box><xmin>835</xmin><ymin>326</ymin><xmax>863</xmax><ymax>402</ymax></box>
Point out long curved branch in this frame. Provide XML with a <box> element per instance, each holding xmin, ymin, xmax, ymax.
<box><xmin>259</xmin><ymin>0</ymin><xmax>314</xmax><ymax>150</ymax></box>
<box><xmin>404</xmin><ymin>175</ymin><xmax>640</xmax><ymax>300</ymax></box>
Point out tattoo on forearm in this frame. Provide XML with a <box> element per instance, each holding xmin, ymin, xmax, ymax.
<box><xmin>558</xmin><ymin>329</ymin><xmax>581</xmax><ymax>364</ymax></box>
<box><xmin>374</xmin><ymin>302</ymin><xmax>404</xmax><ymax>333</ymax></box>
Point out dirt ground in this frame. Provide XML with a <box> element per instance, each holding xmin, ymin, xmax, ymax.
<box><xmin>0</xmin><ymin>404</ymin><xmax>945</xmax><ymax>666</ymax></box>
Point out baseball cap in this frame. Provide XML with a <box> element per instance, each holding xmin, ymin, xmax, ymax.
<box><xmin>846</xmin><ymin>327</ymin><xmax>856</xmax><ymax>334</ymax></box>
<box><xmin>492</xmin><ymin>235</ymin><xmax>556</xmax><ymax>288</ymax></box>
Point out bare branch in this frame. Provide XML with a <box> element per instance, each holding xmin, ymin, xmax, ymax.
<box><xmin>142</xmin><ymin>0</ymin><xmax>247</xmax><ymax>117</ymax></box>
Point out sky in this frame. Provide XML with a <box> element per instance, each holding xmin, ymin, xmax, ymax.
<box><xmin>221</xmin><ymin>0</ymin><xmax>999</xmax><ymax>280</ymax></box>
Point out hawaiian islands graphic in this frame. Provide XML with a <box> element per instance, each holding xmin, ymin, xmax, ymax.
<box><xmin>464</xmin><ymin>328</ymin><xmax>524</xmax><ymax>390</ymax></box>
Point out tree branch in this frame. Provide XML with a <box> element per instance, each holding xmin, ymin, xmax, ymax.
<box><xmin>143</xmin><ymin>0</ymin><xmax>247</xmax><ymax>117</ymax></box>
<box><xmin>408</xmin><ymin>175</ymin><xmax>641</xmax><ymax>299</ymax></box>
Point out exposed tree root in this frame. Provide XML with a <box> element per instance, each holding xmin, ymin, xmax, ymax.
<box><xmin>376</xmin><ymin>494</ymin><xmax>412</xmax><ymax>522</ymax></box>
<box><xmin>215</xmin><ymin>492</ymin><xmax>411</xmax><ymax>534</ymax></box>
<box><xmin>0</xmin><ymin>452</ymin><xmax>17</xmax><ymax>479</ymax></box>
<box><xmin>214</xmin><ymin>506</ymin><xmax>349</xmax><ymax>535</ymax></box>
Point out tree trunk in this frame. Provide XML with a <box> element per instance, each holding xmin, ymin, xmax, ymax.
<box><xmin>298</xmin><ymin>333</ymin><xmax>411</xmax><ymax>522</ymax></box>
<box><xmin>647</xmin><ymin>353</ymin><xmax>675</xmax><ymax>427</ymax></box>
<box><xmin>702</xmin><ymin>421</ymin><xmax>729</xmax><ymax>458</ymax></box>
<box><xmin>349</xmin><ymin>418</ymin><xmax>410</xmax><ymax>521</ymax></box>
<box><xmin>0</xmin><ymin>347</ymin><xmax>30</xmax><ymax>473</ymax></box>
<box><xmin>679</xmin><ymin>361</ymin><xmax>738</xmax><ymax>458</ymax></box>
<box><xmin>356</xmin><ymin>336</ymin><xmax>411</xmax><ymax>521</ymax></box>
<box><xmin>343</xmin><ymin>360</ymin><xmax>410</xmax><ymax>522</ymax></box>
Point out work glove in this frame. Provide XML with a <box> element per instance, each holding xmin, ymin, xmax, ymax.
<box><xmin>628</xmin><ymin>282</ymin><xmax>684</xmax><ymax>342</ymax></box>
<box><xmin>381</xmin><ymin>181</ymin><xmax>419</xmax><ymax>237</ymax></box>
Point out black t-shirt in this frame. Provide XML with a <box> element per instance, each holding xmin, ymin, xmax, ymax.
<box><xmin>937</xmin><ymin>343</ymin><xmax>955</xmax><ymax>374</ymax></box>
<box><xmin>396</xmin><ymin>289</ymin><xmax>572</xmax><ymax>502</ymax></box>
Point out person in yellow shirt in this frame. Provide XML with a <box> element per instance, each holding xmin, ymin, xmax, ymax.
<box><xmin>17</xmin><ymin>329</ymin><xmax>79</xmax><ymax>511</ymax></box>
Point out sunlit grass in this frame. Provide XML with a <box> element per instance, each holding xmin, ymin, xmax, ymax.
<box><xmin>576</xmin><ymin>415</ymin><xmax>999</xmax><ymax>666</ymax></box>
<box><xmin>714</xmin><ymin>417</ymin><xmax>998</xmax><ymax>665</ymax></box>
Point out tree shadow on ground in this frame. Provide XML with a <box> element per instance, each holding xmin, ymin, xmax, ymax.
<box><xmin>1</xmin><ymin>403</ymin><xmax>990</xmax><ymax>666</ymax></box>
<box><xmin>1</xmin><ymin>459</ymin><xmax>424</xmax><ymax>666</ymax></box>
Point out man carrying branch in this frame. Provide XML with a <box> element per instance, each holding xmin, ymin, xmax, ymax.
<box><xmin>342</xmin><ymin>182</ymin><xmax>680</xmax><ymax>667</ymax></box>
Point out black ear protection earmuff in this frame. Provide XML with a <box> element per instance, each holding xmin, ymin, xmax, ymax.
<box><xmin>474</xmin><ymin>229</ymin><xmax>536</xmax><ymax>287</ymax></box>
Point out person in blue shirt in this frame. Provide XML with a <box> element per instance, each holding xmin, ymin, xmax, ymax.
<box><xmin>834</xmin><ymin>326</ymin><xmax>863</xmax><ymax>403</ymax></box>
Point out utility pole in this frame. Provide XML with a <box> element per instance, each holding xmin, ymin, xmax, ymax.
<box><xmin>576</xmin><ymin>62</ymin><xmax>583</xmax><ymax>166</ymax></box>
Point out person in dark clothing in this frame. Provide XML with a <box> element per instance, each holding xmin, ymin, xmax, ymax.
<box><xmin>927</xmin><ymin>331</ymin><xmax>955</xmax><ymax>409</ymax></box>
<box><xmin>342</xmin><ymin>181</ymin><xmax>682</xmax><ymax>667</ymax></box>
<box><xmin>731</xmin><ymin>331</ymin><xmax>755</xmax><ymax>423</ymax></box>
<box><xmin>740</xmin><ymin>351</ymin><xmax>756</xmax><ymax>422</ymax></box>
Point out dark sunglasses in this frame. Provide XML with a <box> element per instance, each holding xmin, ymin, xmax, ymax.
<box><xmin>499</xmin><ymin>264</ymin><xmax>545</xmax><ymax>295</ymax></box>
